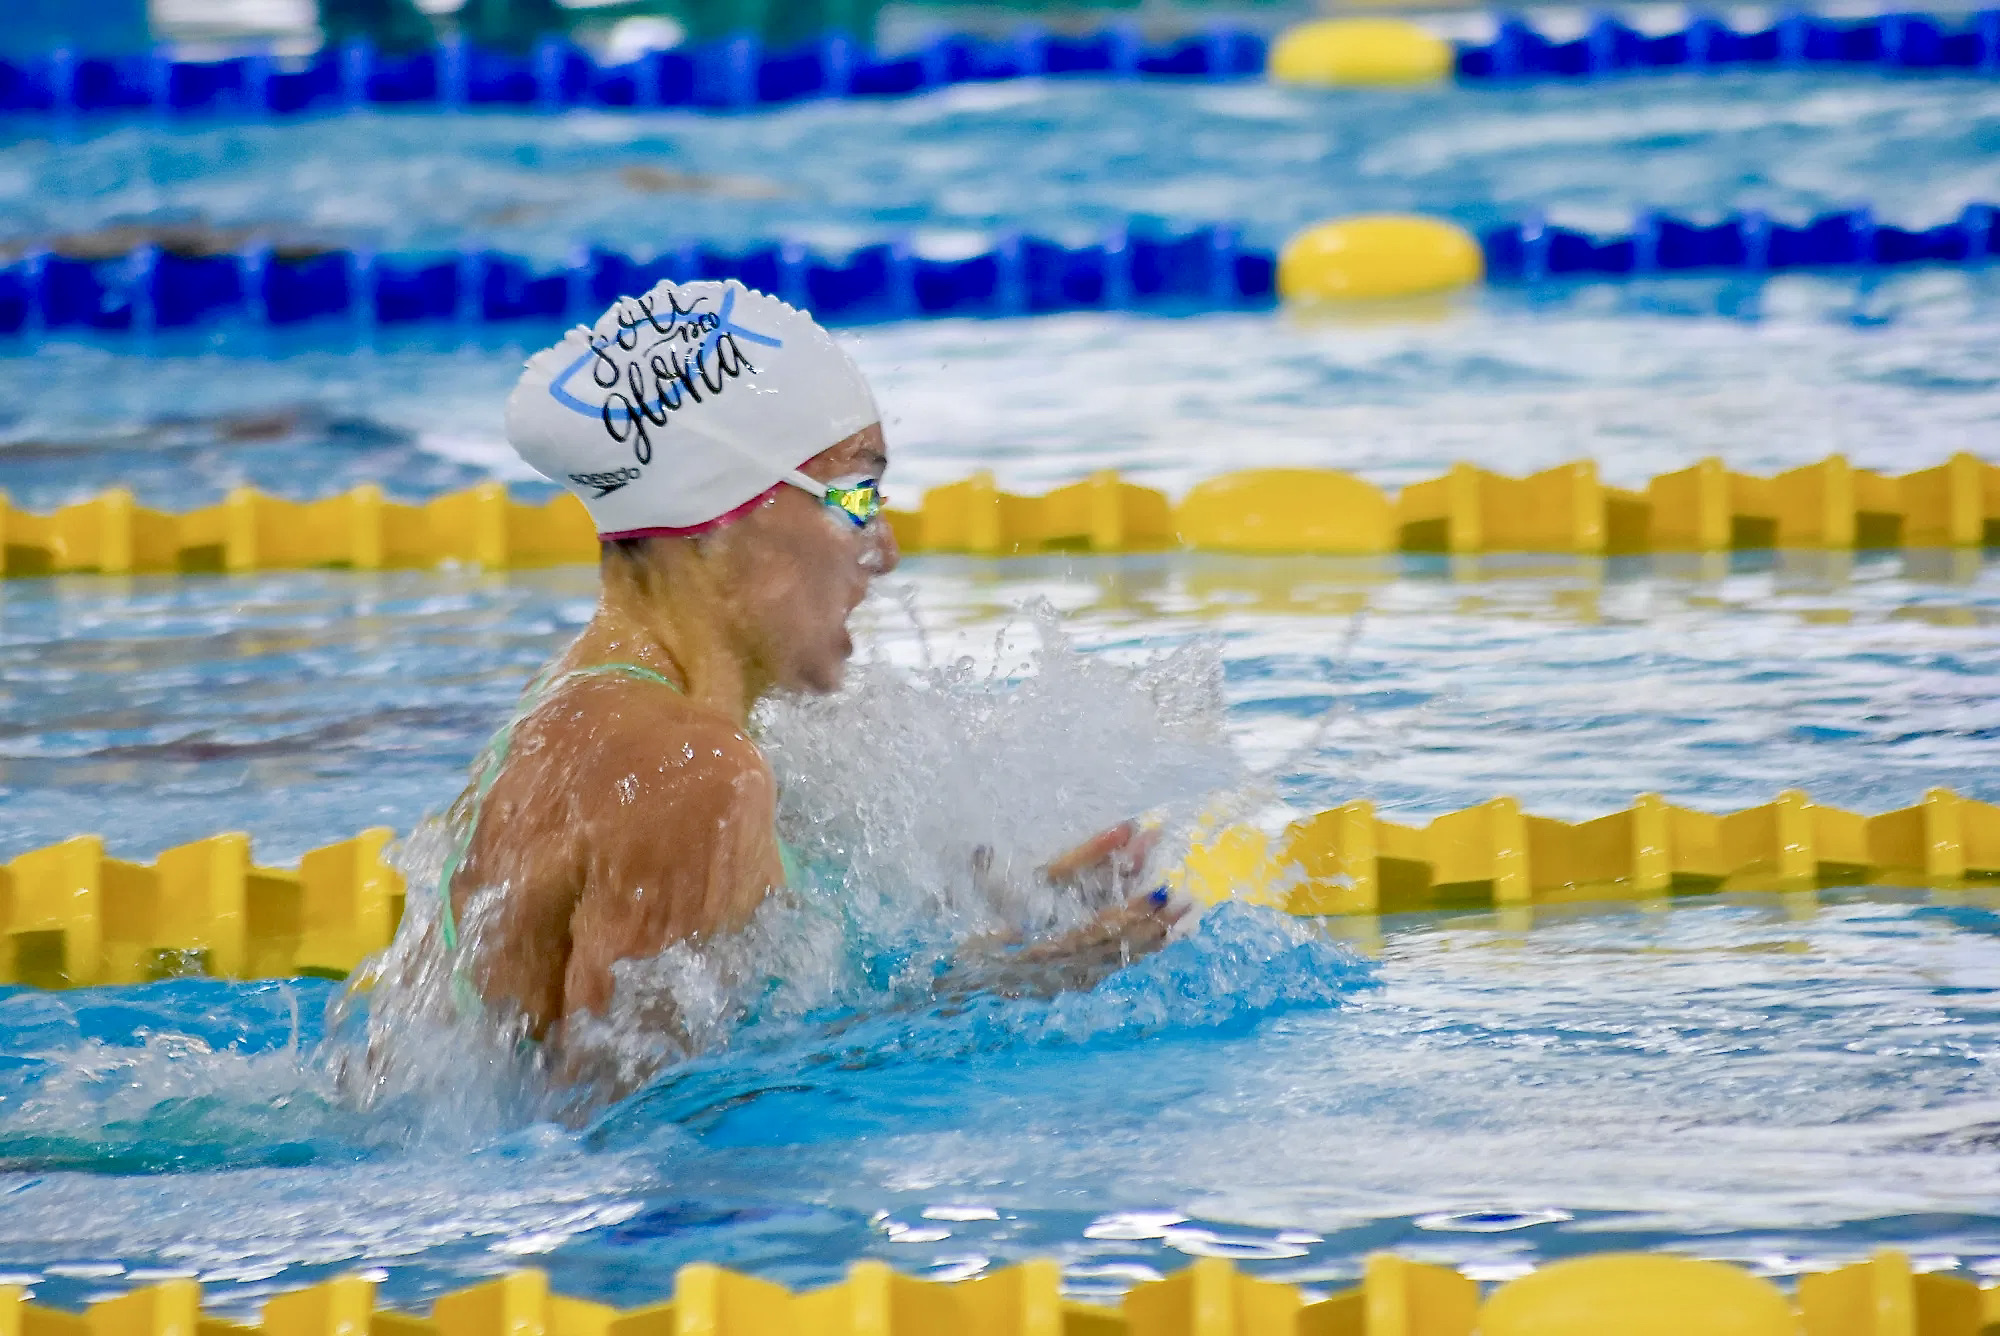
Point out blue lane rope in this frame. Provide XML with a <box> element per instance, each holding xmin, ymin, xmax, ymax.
<box><xmin>0</xmin><ymin>28</ymin><xmax>1263</xmax><ymax>118</ymax></box>
<box><xmin>0</xmin><ymin>227</ymin><xmax>1270</xmax><ymax>334</ymax></box>
<box><xmin>2</xmin><ymin>10</ymin><xmax>1998</xmax><ymax>121</ymax></box>
<box><xmin>2</xmin><ymin>206</ymin><xmax>1994</xmax><ymax>336</ymax></box>
<box><xmin>1459</xmin><ymin>9</ymin><xmax>2000</xmax><ymax>79</ymax></box>
<box><xmin>1480</xmin><ymin>204</ymin><xmax>2000</xmax><ymax>280</ymax></box>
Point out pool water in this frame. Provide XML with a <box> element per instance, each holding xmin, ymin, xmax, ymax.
<box><xmin>2</xmin><ymin>553</ymin><xmax>1997</xmax><ymax>861</ymax></box>
<box><xmin>6</xmin><ymin>73</ymin><xmax>1999</xmax><ymax>258</ymax></box>
<box><xmin>6</xmin><ymin>275</ymin><xmax>2000</xmax><ymax>514</ymax></box>
<box><xmin>10</xmin><ymin>875</ymin><xmax>2000</xmax><ymax>1313</ymax></box>
<box><xmin>3</xmin><ymin>68</ymin><xmax>2000</xmax><ymax>1318</ymax></box>
<box><xmin>3</xmin><ymin>551</ymin><xmax>1999</xmax><ymax>1314</ymax></box>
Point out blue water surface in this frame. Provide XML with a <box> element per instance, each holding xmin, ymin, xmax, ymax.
<box><xmin>5</xmin><ymin>276</ymin><xmax>2000</xmax><ymax>514</ymax></box>
<box><xmin>7</xmin><ymin>890</ymin><xmax>2000</xmax><ymax>1314</ymax></box>
<box><xmin>0</xmin><ymin>551</ymin><xmax>1996</xmax><ymax>1310</ymax></box>
<box><xmin>1</xmin><ymin>553</ymin><xmax>1996</xmax><ymax>861</ymax></box>
<box><xmin>4</xmin><ymin>73</ymin><xmax>1998</xmax><ymax>256</ymax></box>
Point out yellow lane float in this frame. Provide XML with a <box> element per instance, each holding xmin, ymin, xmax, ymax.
<box><xmin>1267</xmin><ymin>17</ymin><xmax>1456</xmax><ymax>86</ymax></box>
<box><xmin>7</xmin><ymin>787</ymin><xmax>1997</xmax><ymax>987</ymax></box>
<box><xmin>3</xmin><ymin>1249</ymin><xmax>1995</xmax><ymax>1336</ymax></box>
<box><xmin>1</xmin><ymin>453</ymin><xmax>1994</xmax><ymax>575</ymax></box>
<box><xmin>1480</xmin><ymin>1255</ymin><xmax>1800</xmax><ymax>1336</ymax></box>
<box><xmin>1278</xmin><ymin>215</ymin><xmax>1486</xmax><ymax>303</ymax></box>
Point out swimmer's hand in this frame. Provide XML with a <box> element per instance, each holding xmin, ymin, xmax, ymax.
<box><xmin>1017</xmin><ymin>884</ymin><xmax>1189</xmax><ymax>967</ymax></box>
<box><xmin>939</xmin><ymin>887</ymin><xmax>1191</xmax><ymax>1000</ymax></box>
<box><xmin>944</xmin><ymin>820</ymin><xmax>1190</xmax><ymax>1000</ymax></box>
<box><xmin>1041</xmin><ymin>820</ymin><xmax>1161</xmax><ymax>897</ymax></box>
<box><xmin>968</xmin><ymin>820</ymin><xmax>1159</xmax><ymax>919</ymax></box>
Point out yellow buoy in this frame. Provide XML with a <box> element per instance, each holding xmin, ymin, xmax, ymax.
<box><xmin>1267</xmin><ymin>18</ymin><xmax>1454</xmax><ymax>87</ymax></box>
<box><xmin>1277</xmin><ymin>215</ymin><xmax>1484</xmax><ymax>303</ymax></box>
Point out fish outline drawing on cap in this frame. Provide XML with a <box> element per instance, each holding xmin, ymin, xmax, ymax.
<box><xmin>505</xmin><ymin>279</ymin><xmax>881</xmax><ymax>537</ymax></box>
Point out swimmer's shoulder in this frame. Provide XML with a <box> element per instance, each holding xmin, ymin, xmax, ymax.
<box><xmin>536</xmin><ymin>673</ymin><xmax>781</xmax><ymax>947</ymax></box>
<box><xmin>527</xmin><ymin>669</ymin><xmax>774</xmax><ymax>813</ymax></box>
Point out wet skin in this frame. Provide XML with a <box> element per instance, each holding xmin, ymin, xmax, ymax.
<box><xmin>448</xmin><ymin>425</ymin><xmax>1182</xmax><ymax>1057</ymax></box>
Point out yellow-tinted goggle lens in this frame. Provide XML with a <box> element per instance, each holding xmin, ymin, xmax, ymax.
<box><xmin>823</xmin><ymin>479</ymin><xmax>885</xmax><ymax>527</ymax></box>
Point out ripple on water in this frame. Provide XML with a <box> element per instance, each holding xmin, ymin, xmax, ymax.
<box><xmin>2</xmin><ymin>897</ymin><xmax>2000</xmax><ymax>1309</ymax></box>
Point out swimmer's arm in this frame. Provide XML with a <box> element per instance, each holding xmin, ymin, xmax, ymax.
<box><xmin>558</xmin><ymin>721</ymin><xmax>781</xmax><ymax>1022</ymax></box>
<box><xmin>546</xmin><ymin>724</ymin><xmax>779</xmax><ymax>1104</ymax></box>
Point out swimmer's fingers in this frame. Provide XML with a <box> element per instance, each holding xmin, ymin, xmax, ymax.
<box><xmin>1043</xmin><ymin>820</ymin><xmax>1161</xmax><ymax>892</ymax></box>
<box><xmin>1020</xmin><ymin>888</ymin><xmax>1187</xmax><ymax>964</ymax></box>
<box><xmin>943</xmin><ymin>887</ymin><xmax>1193</xmax><ymax>1001</ymax></box>
<box><xmin>1042</xmin><ymin>821</ymin><xmax>1138</xmax><ymax>884</ymax></box>
<box><xmin>1136</xmin><ymin>885</ymin><xmax>1192</xmax><ymax>923</ymax></box>
<box><xmin>1105</xmin><ymin>886</ymin><xmax>1190</xmax><ymax>948</ymax></box>
<box><xmin>1110</xmin><ymin>826</ymin><xmax>1162</xmax><ymax>890</ymax></box>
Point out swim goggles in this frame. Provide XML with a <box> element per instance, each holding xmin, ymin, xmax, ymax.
<box><xmin>783</xmin><ymin>471</ymin><xmax>888</xmax><ymax>529</ymax></box>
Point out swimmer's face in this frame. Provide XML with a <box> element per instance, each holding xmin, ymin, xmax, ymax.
<box><xmin>722</xmin><ymin>423</ymin><xmax>899</xmax><ymax>694</ymax></box>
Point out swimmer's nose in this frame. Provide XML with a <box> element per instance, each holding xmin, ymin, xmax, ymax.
<box><xmin>869</xmin><ymin>517</ymin><xmax>900</xmax><ymax>575</ymax></box>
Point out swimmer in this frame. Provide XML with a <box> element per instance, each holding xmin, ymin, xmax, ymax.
<box><xmin>438</xmin><ymin>279</ymin><xmax>1185</xmax><ymax>1070</ymax></box>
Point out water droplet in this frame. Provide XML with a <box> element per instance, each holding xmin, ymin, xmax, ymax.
<box><xmin>926</xmin><ymin>1255</ymin><xmax>990</xmax><ymax>1282</ymax></box>
<box><xmin>1161</xmin><ymin>1227</ymin><xmax>1310</xmax><ymax>1261</ymax></box>
<box><xmin>1083</xmin><ymin>1211</ymin><xmax>1188</xmax><ymax>1241</ymax></box>
<box><xmin>1414</xmin><ymin>1208</ymin><xmax>1573</xmax><ymax>1233</ymax></box>
<box><xmin>922</xmin><ymin>1204</ymin><xmax>1000</xmax><ymax>1222</ymax></box>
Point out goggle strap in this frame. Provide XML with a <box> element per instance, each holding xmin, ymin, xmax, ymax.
<box><xmin>782</xmin><ymin>469</ymin><xmax>830</xmax><ymax>500</ymax></box>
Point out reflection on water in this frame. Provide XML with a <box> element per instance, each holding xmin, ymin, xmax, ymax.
<box><xmin>1</xmin><ymin>549</ymin><xmax>1996</xmax><ymax>861</ymax></box>
<box><xmin>5</xmin><ymin>892</ymin><xmax>2000</xmax><ymax>1313</ymax></box>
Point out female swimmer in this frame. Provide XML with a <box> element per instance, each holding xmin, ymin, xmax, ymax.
<box><xmin>433</xmin><ymin>279</ymin><xmax>1183</xmax><ymax>1070</ymax></box>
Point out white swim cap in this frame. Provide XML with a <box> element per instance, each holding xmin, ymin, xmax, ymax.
<box><xmin>504</xmin><ymin>279</ymin><xmax>880</xmax><ymax>537</ymax></box>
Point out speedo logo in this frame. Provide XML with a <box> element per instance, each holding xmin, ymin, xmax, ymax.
<box><xmin>568</xmin><ymin>467</ymin><xmax>642</xmax><ymax>498</ymax></box>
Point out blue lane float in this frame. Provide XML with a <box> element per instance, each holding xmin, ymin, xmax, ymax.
<box><xmin>1479</xmin><ymin>204</ymin><xmax>2000</xmax><ymax>281</ymax></box>
<box><xmin>0</xmin><ymin>28</ymin><xmax>1265</xmax><ymax>117</ymax></box>
<box><xmin>0</xmin><ymin>228</ymin><xmax>1270</xmax><ymax>334</ymax></box>
<box><xmin>1457</xmin><ymin>9</ymin><xmax>2000</xmax><ymax>80</ymax></box>
<box><xmin>3</xmin><ymin>10</ymin><xmax>2000</xmax><ymax>120</ymax></box>
<box><xmin>2</xmin><ymin>205</ymin><xmax>1995</xmax><ymax>336</ymax></box>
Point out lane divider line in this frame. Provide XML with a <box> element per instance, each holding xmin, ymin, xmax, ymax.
<box><xmin>6</xmin><ymin>203</ymin><xmax>1995</xmax><ymax>334</ymax></box>
<box><xmin>4</xmin><ymin>787</ymin><xmax>1994</xmax><ymax>987</ymax></box>
<box><xmin>2</xmin><ymin>455</ymin><xmax>1993</xmax><ymax>577</ymax></box>
<box><xmin>4</xmin><ymin>8</ymin><xmax>1998</xmax><ymax>125</ymax></box>
<box><xmin>0</xmin><ymin>1236</ymin><xmax>1988</xmax><ymax>1330</ymax></box>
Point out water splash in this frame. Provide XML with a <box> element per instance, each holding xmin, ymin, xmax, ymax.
<box><xmin>318</xmin><ymin>814</ymin><xmax>561</xmax><ymax>1137</ymax></box>
<box><xmin>0</xmin><ymin>980</ymin><xmax>350</xmax><ymax>1174</ymax></box>
<box><xmin>556</xmin><ymin>600</ymin><xmax>1255</xmax><ymax>1107</ymax></box>
<box><xmin>325</xmin><ymin>598</ymin><xmax>1269</xmax><ymax>1123</ymax></box>
<box><xmin>766</xmin><ymin>598</ymin><xmax>1238</xmax><ymax>935</ymax></box>
<box><xmin>585</xmin><ymin>899</ymin><xmax>1375</xmax><ymax>1149</ymax></box>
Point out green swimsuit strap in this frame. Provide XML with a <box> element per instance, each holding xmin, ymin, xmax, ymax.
<box><xmin>776</xmin><ymin>837</ymin><xmax>805</xmax><ymax>889</ymax></box>
<box><xmin>437</xmin><ymin>660</ymin><xmax>683</xmax><ymax>955</ymax></box>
